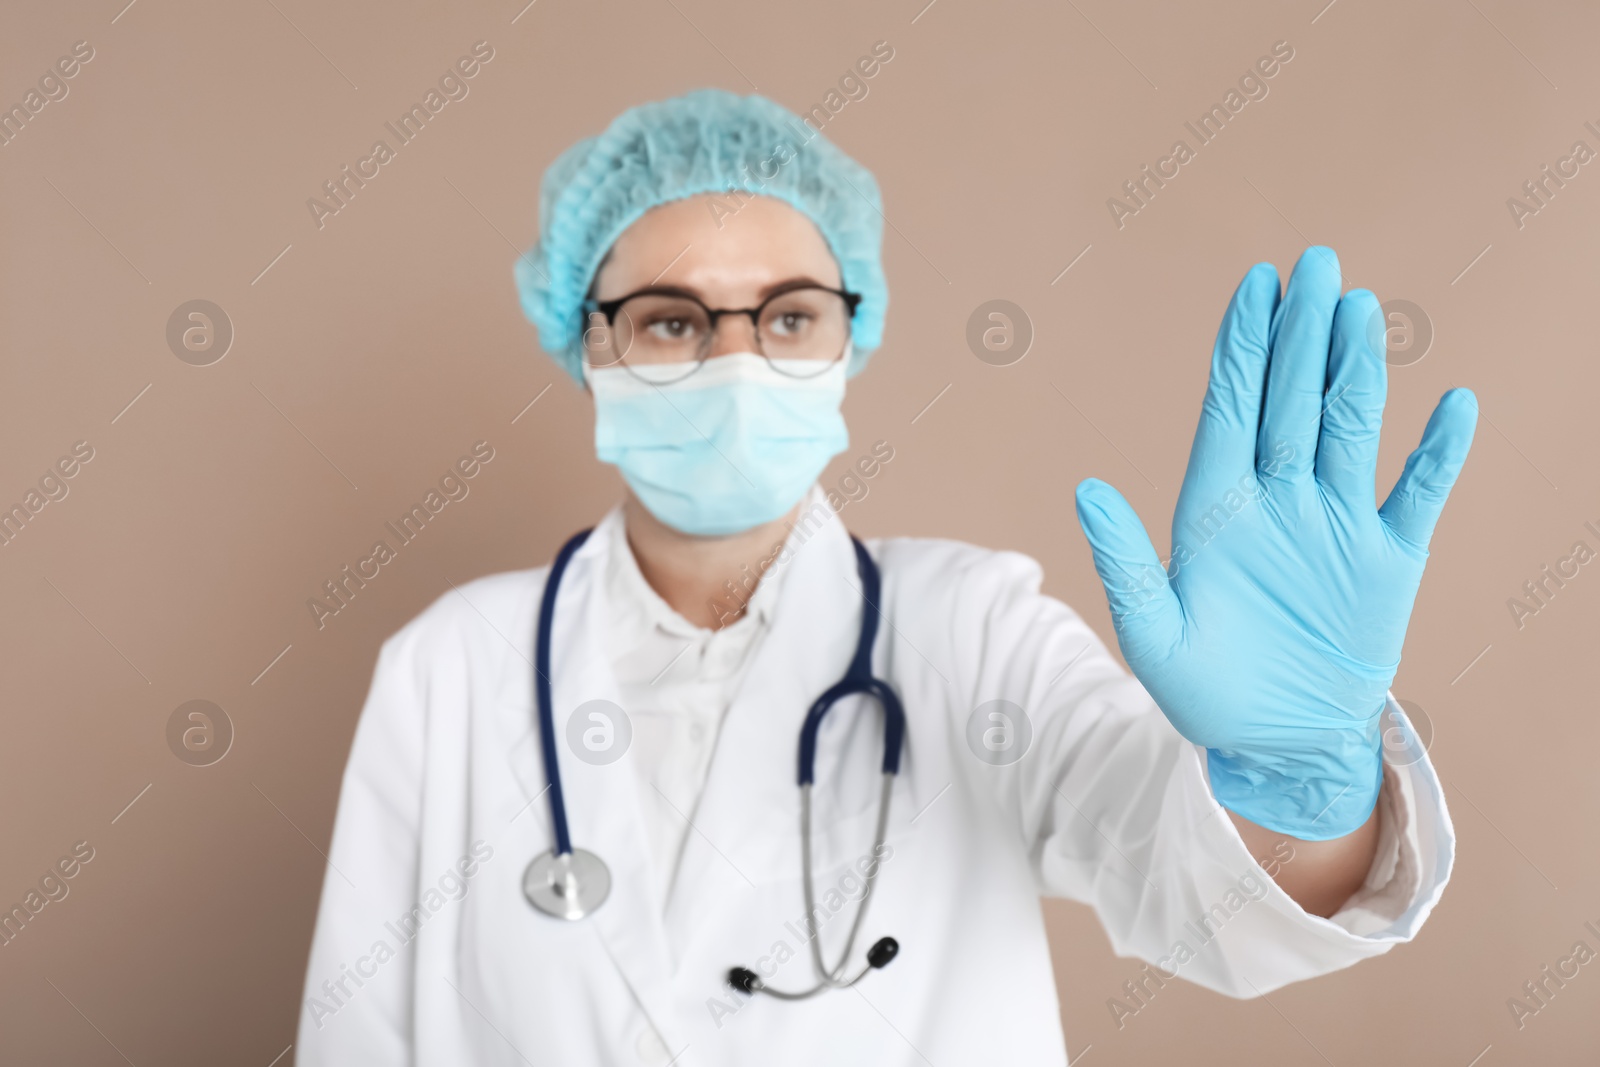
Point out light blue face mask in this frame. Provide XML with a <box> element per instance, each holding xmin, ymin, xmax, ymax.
<box><xmin>587</xmin><ymin>352</ymin><xmax>849</xmax><ymax>536</ymax></box>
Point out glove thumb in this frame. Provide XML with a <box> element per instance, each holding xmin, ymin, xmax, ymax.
<box><xmin>1074</xmin><ymin>478</ymin><xmax>1183</xmax><ymax>665</ymax></box>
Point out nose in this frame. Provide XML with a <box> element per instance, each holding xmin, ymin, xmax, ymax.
<box><xmin>707</xmin><ymin>311</ymin><xmax>760</xmax><ymax>359</ymax></box>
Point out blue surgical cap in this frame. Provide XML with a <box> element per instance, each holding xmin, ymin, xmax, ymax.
<box><xmin>513</xmin><ymin>88</ymin><xmax>887</xmax><ymax>384</ymax></box>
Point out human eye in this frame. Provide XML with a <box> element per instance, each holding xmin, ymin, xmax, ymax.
<box><xmin>645</xmin><ymin>314</ymin><xmax>698</xmax><ymax>341</ymax></box>
<box><xmin>770</xmin><ymin>310</ymin><xmax>815</xmax><ymax>337</ymax></box>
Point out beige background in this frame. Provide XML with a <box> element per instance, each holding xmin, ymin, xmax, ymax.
<box><xmin>2</xmin><ymin>0</ymin><xmax>1597</xmax><ymax>1063</ymax></box>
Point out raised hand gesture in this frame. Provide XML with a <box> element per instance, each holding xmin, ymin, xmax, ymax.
<box><xmin>1075</xmin><ymin>247</ymin><xmax>1477</xmax><ymax>839</ymax></box>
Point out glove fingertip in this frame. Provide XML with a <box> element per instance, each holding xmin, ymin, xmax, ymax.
<box><xmin>1074</xmin><ymin>477</ymin><xmax>1118</xmax><ymax>519</ymax></box>
<box><xmin>1429</xmin><ymin>388</ymin><xmax>1480</xmax><ymax>460</ymax></box>
<box><xmin>1442</xmin><ymin>386</ymin><xmax>1480</xmax><ymax>416</ymax></box>
<box><xmin>1074</xmin><ymin>476</ymin><xmax>1113</xmax><ymax>499</ymax></box>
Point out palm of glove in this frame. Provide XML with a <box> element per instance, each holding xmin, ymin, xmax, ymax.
<box><xmin>1075</xmin><ymin>248</ymin><xmax>1477</xmax><ymax>838</ymax></box>
<box><xmin>1147</xmin><ymin>449</ymin><xmax>1422</xmax><ymax>744</ymax></box>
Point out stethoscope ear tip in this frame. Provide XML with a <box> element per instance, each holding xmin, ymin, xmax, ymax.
<box><xmin>727</xmin><ymin>967</ymin><xmax>761</xmax><ymax>994</ymax></box>
<box><xmin>866</xmin><ymin>936</ymin><xmax>899</xmax><ymax>970</ymax></box>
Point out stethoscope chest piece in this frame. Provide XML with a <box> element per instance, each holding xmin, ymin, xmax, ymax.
<box><xmin>523</xmin><ymin>848</ymin><xmax>611</xmax><ymax>921</ymax></box>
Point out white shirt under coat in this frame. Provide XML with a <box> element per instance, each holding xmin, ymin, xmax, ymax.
<box><xmin>602</xmin><ymin>506</ymin><xmax>786</xmax><ymax>916</ymax></box>
<box><xmin>297</xmin><ymin>486</ymin><xmax>1451</xmax><ymax>1066</ymax></box>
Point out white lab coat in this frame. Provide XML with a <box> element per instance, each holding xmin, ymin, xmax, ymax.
<box><xmin>298</xmin><ymin>497</ymin><xmax>1453</xmax><ymax>1066</ymax></box>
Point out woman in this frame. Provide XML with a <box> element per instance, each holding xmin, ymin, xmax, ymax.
<box><xmin>299</xmin><ymin>89</ymin><xmax>1477</xmax><ymax>1065</ymax></box>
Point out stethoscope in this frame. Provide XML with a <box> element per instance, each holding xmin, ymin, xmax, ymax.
<box><xmin>522</xmin><ymin>527</ymin><xmax>906</xmax><ymax>999</ymax></box>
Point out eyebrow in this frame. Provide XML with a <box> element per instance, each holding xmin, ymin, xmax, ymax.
<box><xmin>603</xmin><ymin>276</ymin><xmax>832</xmax><ymax>304</ymax></box>
<box><xmin>756</xmin><ymin>276</ymin><xmax>830</xmax><ymax>300</ymax></box>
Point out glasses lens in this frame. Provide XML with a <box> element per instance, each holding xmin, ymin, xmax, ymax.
<box><xmin>581</xmin><ymin>310</ymin><xmax>624</xmax><ymax>369</ymax></box>
<box><xmin>757</xmin><ymin>288</ymin><xmax>850</xmax><ymax>377</ymax></box>
<box><xmin>609</xmin><ymin>295</ymin><xmax>711</xmax><ymax>382</ymax></box>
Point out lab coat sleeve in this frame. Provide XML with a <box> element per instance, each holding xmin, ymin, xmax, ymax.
<box><xmin>296</xmin><ymin>626</ymin><xmax>427</xmax><ymax>1064</ymax></box>
<box><xmin>948</xmin><ymin>545</ymin><xmax>1454</xmax><ymax>997</ymax></box>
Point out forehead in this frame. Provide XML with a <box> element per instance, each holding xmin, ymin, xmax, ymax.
<box><xmin>591</xmin><ymin>194</ymin><xmax>841</xmax><ymax>299</ymax></box>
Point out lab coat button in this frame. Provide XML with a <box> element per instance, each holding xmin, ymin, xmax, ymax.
<box><xmin>635</xmin><ymin>1026</ymin><xmax>669</xmax><ymax>1063</ymax></box>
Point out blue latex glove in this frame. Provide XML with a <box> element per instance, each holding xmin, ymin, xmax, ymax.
<box><xmin>1074</xmin><ymin>247</ymin><xmax>1477</xmax><ymax>840</ymax></box>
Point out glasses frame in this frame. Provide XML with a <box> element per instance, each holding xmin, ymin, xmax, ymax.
<box><xmin>581</xmin><ymin>282</ymin><xmax>862</xmax><ymax>381</ymax></box>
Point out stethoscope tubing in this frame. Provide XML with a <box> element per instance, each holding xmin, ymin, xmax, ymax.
<box><xmin>795</xmin><ymin>537</ymin><xmax>906</xmax><ymax>784</ymax></box>
<box><xmin>801</xmin><ymin>773</ymin><xmax>894</xmax><ymax>990</ymax></box>
<box><xmin>535</xmin><ymin>528</ymin><xmax>593</xmax><ymax>858</ymax></box>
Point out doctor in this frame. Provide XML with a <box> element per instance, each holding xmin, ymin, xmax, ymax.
<box><xmin>299</xmin><ymin>89</ymin><xmax>1477</xmax><ymax>1065</ymax></box>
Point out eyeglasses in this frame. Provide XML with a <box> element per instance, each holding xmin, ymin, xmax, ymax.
<box><xmin>581</xmin><ymin>283</ymin><xmax>862</xmax><ymax>384</ymax></box>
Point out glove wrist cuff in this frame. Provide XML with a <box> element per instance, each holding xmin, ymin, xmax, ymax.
<box><xmin>1206</xmin><ymin>749</ymin><xmax>1384</xmax><ymax>840</ymax></box>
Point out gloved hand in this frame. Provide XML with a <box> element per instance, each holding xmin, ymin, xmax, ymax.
<box><xmin>1074</xmin><ymin>247</ymin><xmax>1477</xmax><ymax>840</ymax></box>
